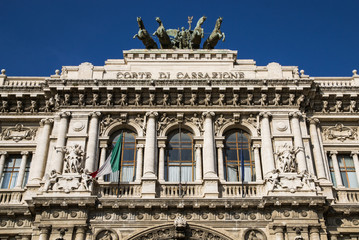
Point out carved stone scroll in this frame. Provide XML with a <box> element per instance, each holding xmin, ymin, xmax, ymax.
<box><xmin>0</xmin><ymin>124</ymin><xmax>37</xmax><ymax>142</ymax></box>
<box><xmin>323</xmin><ymin>123</ymin><xmax>357</xmax><ymax>142</ymax></box>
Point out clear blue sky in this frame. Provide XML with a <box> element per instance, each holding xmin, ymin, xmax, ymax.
<box><xmin>0</xmin><ymin>0</ymin><xmax>358</xmax><ymax>77</ymax></box>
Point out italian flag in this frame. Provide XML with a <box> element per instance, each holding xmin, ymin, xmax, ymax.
<box><xmin>90</xmin><ymin>133</ymin><xmax>123</xmax><ymax>178</ymax></box>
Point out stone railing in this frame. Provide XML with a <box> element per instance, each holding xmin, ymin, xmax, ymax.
<box><xmin>314</xmin><ymin>78</ymin><xmax>353</xmax><ymax>87</ymax></box>
<box><xmin>221</xmin><ymin>182</ymin><xmax>265</xmax><ymax>198</ymax></box>
<box><xmin>159</xmin><ymin>183</ymin><xmax>203</xmax><ymax>198</ymax></box>
<box><xmin>334</xmin><ymin>188</ymin><xmax>359</xmax><ymax>204</ymax></box>
<box><xmin>97</xmin><ymin>182</ymin><xmax>142</xmax><ymax>198</ymax></box>
<box><xmin>4</xmin><ymin>77</ymin><xmax>45</xmax><ymax>87</ymax></box>
<box><xmin>0</xmin><ymin>189</ymin><xmax>25</xmax><ymax>204</ymax></box>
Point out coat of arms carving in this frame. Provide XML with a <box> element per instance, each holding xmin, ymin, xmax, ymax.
<box><xmin>0</xmin><ymin>124</ymin><xmax>37</xmax><ymax>142</ymax></box>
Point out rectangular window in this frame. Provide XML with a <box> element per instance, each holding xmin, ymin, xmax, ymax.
<box><xmin>0</xmin><ymin>154</ymin><xmax>32</xmax><ymax>189</ymax></box>
<box><xmin>328</xmin><ymin>154</ymin><xmax>359</xmax><ymax>188</ymax></box>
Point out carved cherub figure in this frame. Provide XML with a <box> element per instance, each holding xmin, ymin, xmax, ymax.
<box><xmin>134</xmin><ymin>94</ymin><xmax>141</xmax><ymax>106</ymax></box>
<box><xmin>54</xmin><ymin>94</ymin><xmax>61</xmax><ymax>110</ymax></box>
<box><xmin>189</xmin><ymin>93</ymin><xmax>197</xmax><ymax>106</ymax></box>
<box><xmin>330</xmin><ymin>100</ymin><xmax>342</xmax><ymax>113</ymax></box>
<box><xmin>214</xmin><ymin>114</ymin><xmax>229</xmax><ymax>134</ymax></box>
<box><xmin>117</xmin><ymin>94</ymin><xmax>128</xmax><ymax>106</ymax></box>
<box><xmin>157</xmin><ymin>113</ymin><xmax>173</xmax><ymax>131</ymax></box>
<box><xmin>15</xmin><ymin>101</ymin><xmax>23</xmax><ymax>113</ymax></box>
<box><xmin>349</xmin><ymin>100</ymin><xmax>357</xmax><ymax>113</ymax></box>
<box><xmin>63</xmin><ymin>94</ymin><xmax>70</xmax><ymax>106</ymax></box>
<box><xmin>288</xmin><ymin>94</ymin><xmax>295</xmax><ymax>106</ymax></box>
<box><xmin>186</xmin><ymin>113</ymin><xmax>204</xmax><ymax>132</ymax></box>
<box><xmin>100</xmin><ymin>115</ymin><xmax>114</xmax><ymax>135</ymax></box>
<box><xmin>204</xmin><ymin>93</ymin><xmax>211</xmax><ymax>106</ymax></box>
<box><xmin>78</xmin><ymin>94</ymin><xmax>85</xmax><ymax>106</ymax></box>
<box><xmin>104</xmin><ymin>93</ymin><xmax>113</xmax><ymax>107</ymax></box>
<box><xmin>255</xmin><ymin>93</ymin><xmax>267</xmax><ymax>106</ymax></box>
<box><xmin>272</xmin><ymin>93</ymin><xmax>281</xmax><ymax>106</ymax></box>
<box><xmin>214</xmin><ymin>93</ymin><xmax>225</xmax><ymax>106</ymax></box>
<box><xmin>43</xmin><ymin>170</ymin><xmax>60</xmax><ymax>192</ymax></box>
<box><xmin>241</xmin><ymin>94</ymin><xmax>253</xmax><ymax>106</ymax></box>
<box><xmin>134</xmin><ymin>114</ymin><xmax>146</xmax><ymax>131</ymax></box>
<box><xmin>229</xmin><ymin>93</ymin><xmax>239</xmax><ymax>106</ymax></box>
<box><xmin>176</xmin><ymin>94</ymin><xmax>183</xmax><ymax>106</ymax></box>
<box><xmin>42</xmin><ymin>100</ymin><xmax>52</xmax><ymax>112</ymax></box>
<box><xmin>296</xmin><ymin>94</ymin><xmax>305</xmax><ymax>107</ymax></box>
<box><xmin>89</xmin><ymin>93</ymin><xmax>99</xmax><ymax>106</ymax></box>
<box><xmin>149</xmin><ymin>93</ymin><xmax>156</xmax><ymax>106</ymax></box>
<box><xmin>161</xmin><ymin>94</ymin><xmax>169</xmax><ymax>106</ymax></box>
<box><xmin>321</xmin><ymin>100</ymin><xmax>329</xmax><ymax>113</ymax></box>
<box><xmin>27</xmin><ymin>100</ymin><xmax>37</xmax><ymax>113</ymax></box>
<box><xmin>0</xmin><ymin>100</ymin><xmax>8</xmax><ymax>113</ymax></box>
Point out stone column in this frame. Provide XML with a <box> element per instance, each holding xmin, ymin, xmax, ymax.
<box><xmin>252</xmin><ymin>144</ymin><xmax>263</xmax><ymax>181</ymax></box>
<box><xmin>217</xmin><ymin>144</ymin><xmax>225</xmax><ymax>181</ymax></box>
<box><xmin>351</xmin><ymin>151</ymin><xmax>359</xmax><ymax>186</ymax></box>
<box><xmin>259</xmin><ymin>112</ymin><xmax>275</xmax><ymax>175</ymax></box>
<box><xmin>85</xmin><ymin>112</ymin><xmax>101</xmax><ymax>172</ymax></box>
<box><xmin>143</xmin><ymin>112</ymin><xmax>158</xmax><ymax>179</ymax></box>
<box><xmin>98</xmin><ymin>144</ymin><xmax>107</xmax><ymax>181</ymax></box>
<box><xmin>329</xmin><ymin>234</ymin><xmax>338</xmax><ymax>240</ymax></box>
<box><xmin>74</xmin><ymin>226</ymin><xmax>86</xmax><ymax>240</ymax></box>
<box><xmin>158</xmin><ymin>144</ymin><xmax>166</xmax><ymax>181</ymax></box>
<box><xmin>54</xmin><ymin>112</ymin><xmax>71</xmax><ymax>173</ymax></box>
<box><xmin>309</xmin><ymin>227</ymin><xmax>320</xmax><ymax>240</ymax></box>
<box><xmin>135</xmin><ymin>144</ymin><xmax>144</xmax><ymax>182</ymax></box>
<box><xmin>202</xmin><ymin>111</ymin><xmax>217</xmax><ymax>179</ymax></box>
<box><xmin>38</xmin><ymin>226</ymin><xmax>51</xmax><ymax>240</ymax></box>
<box><xmin>20</xmin><ymin>235</ymin><xmax>31</xmax><ymax>240</ymax></box>
<box><xmin>330</xmin><ymin>151</ymin><xmax>344</xmax><ymax>187</ymax></box>
<box><xmin>274</xmin><ymin>226</ymin><xmax>285</xmax><ymax>240</ymax></box>
<box><xmin>195</xmin><ymin>144</ymin><xmax>202</xmax><ymax>182</ymax></box>
<box><xmin>142</xmin><ymin>112</ymin><xmax>158</xmax><ymax>198</ymax></box>
<box><xmin>289</xmin><ymin>112</ymin><xmax>307</xmax><ymax>173</ymax></box>
<box><xmin>29</xmin><ymin>119</ymin><xmax>53</xmax><ymax>183</ymax></box>
<box><xmin>15</xmin><ymin>151</ymin><xmax>29</xmax><ymax>189</ymax></box>
<box><xmin>309</xmin><ymin>118</ymin><xmax>326</xmax><ymax>180</ymax></box>
<box><xmin>0</xmin><ymin>151</ymin><xmax>7</xmax><ymax>180</ymax></box>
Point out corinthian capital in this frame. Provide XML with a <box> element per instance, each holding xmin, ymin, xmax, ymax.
<box><xmin>145</xmin><ymin>111</ymin><xmax>158</xmax><ymax>118</ymax></box>
<box><xmin>59</xmin><ymin>111</ymin><xmax>71</xmax><ymax>118</ymax></box>
<box><xmin>202</xmin><ymin>111</ymin><xmax>215</xmax><ymax>118</ymax></box>
<box><xmin>288</xmin><ymin>111</ymin><xmax>302</xmax><ymax>119</ymax></box>
<box><xmin>308</xmin><ymin>117</ymin><xmax>320</xmax><ymax>125</ymax></box>
<box><xmin>40</xmin><ymin>118</ymin><xmax>54</xmax><ymax>127</ymax></box>
<box><xmin>89</xmin><ymin>111</ymin><xmax>101</xmax><ymax>118</ymax></box>
<box><xmin>259</xmin><ymin>112</ymin><xmax>272</xmax><ymax>119</ymax></box>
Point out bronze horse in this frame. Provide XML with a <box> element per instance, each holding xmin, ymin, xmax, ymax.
<box><xmin>153</xmin><ymin>17</ymin><xmax>172</xmax><ymax>49</ymax></box>
<box><xmin>203</xmin><ymin>17</ymin><xmax>225</xmax><ymax>49</ymax></box>
<box><xmin>133</xmin><ymin>17</ymin><xmax>158</xmax><ymax>49</ymax></box>
<box><xmin>190</xmin><ymin>16</ymin><xmax>207</xmax><ymax>49</ymax></box>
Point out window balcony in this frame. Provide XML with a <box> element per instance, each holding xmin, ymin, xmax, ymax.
<box><xmin>334</xmin><ymin>188</ymin><xmax>359</xmax><ymax>204</ymax></box>
<box><xmin>0</xmin><ymin>189</ymin><xmax>25</xmax><ymax>205</ymax></box>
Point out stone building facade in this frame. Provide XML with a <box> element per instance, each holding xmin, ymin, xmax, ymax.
<box><xmin>0</xmin><ymin>49</ymin><xmax>358</xmax><ymax>240</ymax></box>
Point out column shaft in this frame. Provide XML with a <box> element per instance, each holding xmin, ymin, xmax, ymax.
<box><xmin>54</xmin><ymin>112</ymin><xmax>71</xmax><ymax>173</ymax></box>
<box><xmin>158</xmin><ymin>145</ymin><xmax>165</xmax><ymax>181</ymax></box>
<box><xmin>143</xmin><ymin>112</ymin><xmax>157</xmax><ymax>178</ymax></box>
<box><xmin>15</xmin><ymin>152</ymin><xmax>28</xmax><ymax>188</ymax></box>
<box><xmin>135</xmin><ymin>145</ymin><xmax>144</xmax><ymax>182</ymax></box>
<box><xmin>290</xmin><ymin>112</ymin><xmax>307</xmax><ymax>172</ymax></box>
<box><xmin>274</xmin><ymin>227</ymin><xmax>284</xmax><ymax>240</ymax></box>
<box><xmin>309</xmin><ymin>228</ymin><xmax>320</xmax><ymax>240</ymax></box>
<box><xmin>260</xmin><ymin>112</ymin><xmax>275</xmax><ymax>175</ymax></box>
<box><xmin>0</xmin><ymin>152</ymin><xmax>7</xmax><ymax>180</ymax></box>
<box><xmin>330</xmin><ymin>151</ymin><xmax>343</xmax><ymax>187</ymax></box>
<box><xmin>195</xmin><ymin>145</ymin><xmax>202</xmax><ymax>181</ymax></box>
<box><xmin>202</xmin><ymin>112</ymin><xmax>217</xmax><ymax>178</ymax></box>
<box><xmin>98</xmin><ymin>146</ymin><xmax>107</xmax><ymax>181</ymax></box>
<box><xmin>309</xmin><ymin>119</ymin><xmax>326</xmax><ymax>180</ymax></box>
<box><xmin>74</xmin><ymin>226</ymin><xmax>86</xmax><ymax>240</ymax></box>
<box><xmin>29</xmin><ymin>119</ymin><xmax>53</xmax><ymax>182</ymax></box>
<box><xmin>253</xmin><ymin>145</ymin><xmax>262</xmax><ymax>181</ymax></box>
<box><xmin>351</xmin><ymin>152</ymin><xmax>359</xmax><ymax>186</ymax></box>
<box><xmin>85</xmin><ymin>112</ymin><xmax>101</xmax><ymax>172</ymax></box>
<box><xmin>38</xmin><ymin>227</ymin><xmax>50</xmax><ymax>240</ymax></box>
<box><xmin>217</xmin><ymin>144</ymin><xmax>224</xmax><ymax>181</ymax></box>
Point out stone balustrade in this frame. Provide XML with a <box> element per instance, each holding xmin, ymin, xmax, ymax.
<box><xmin>4</xmin><ymin>77</ymin><xmax>45</xmax><ymax>87</ymax></box>
<box><xmin>159</xmin><ymin>183</ymin><xmax>203</xmax><ymax>198</ymax></box>
<box><xmin>97</xmin><ymin>182</ymin><xmax>142</xmax><ymax>198</ymax></box>
<box><xmin>221</xmin><ymin>183</ymin><xmax>265</xmax><ymax>198</ymax></box>
<box><xmin>0</xmin><ymin>189</ymin><xmax>25</xmax><ymax>205</ymax></box>
<box><xmin>314</xmin><ymin>77</ymin><xmax>354</xmax><ymax>87</ymax></box>
<box><xmin>334</xmin><ymin>188</ymin><xmax>359</xmax><ymax>204</ymax></box>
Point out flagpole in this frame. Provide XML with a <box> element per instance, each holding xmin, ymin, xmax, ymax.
<box><xmin>117</xmin><ymin>131</ymin><xmax>123</xmax><ymax>198</ymax></box>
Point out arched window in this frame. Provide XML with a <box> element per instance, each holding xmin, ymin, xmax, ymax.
<box><xmin>165</xmin><ymin>129</ymin><xmax>195</xmax><ymax>182</ymax></box>
<box><xmin>105</xmin><ymin>130</ymin><xmax>137</xmax><ymax>183</ymax></box>
<box><xmin>224</xmin><ymin>130</ymin><xmax>255</xmax><ymax>182</ymax></box>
